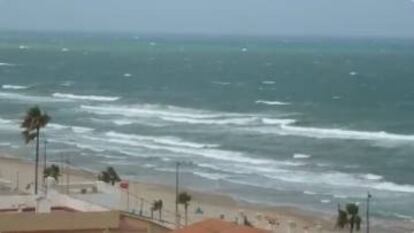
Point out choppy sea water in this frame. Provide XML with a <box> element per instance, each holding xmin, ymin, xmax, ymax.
<box><xmin>0</xmin><ymin>32</ymin><xmax>414</xmax><ymax>222</ymax></box>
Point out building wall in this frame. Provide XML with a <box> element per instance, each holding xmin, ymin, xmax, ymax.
<box><xmin>0</xmin><ymin>211</ymin><xmax>120</xmax><ymax>232</ymax></box>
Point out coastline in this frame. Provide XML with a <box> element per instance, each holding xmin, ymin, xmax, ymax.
<box><xmin>0</xmin><ymin>155</ymin><xmax>411</xmax><ymax>233</ymax></box>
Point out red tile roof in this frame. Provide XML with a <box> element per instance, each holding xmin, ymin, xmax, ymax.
<box><xmin>170</xmin><ymin>219</ymin><xmax>269</xmax><ymax>233</ymax></box>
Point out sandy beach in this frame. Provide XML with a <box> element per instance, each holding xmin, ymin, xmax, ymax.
<box><xmin>0</xmin><ymin>155</ymin><xmax>411</xmax><ymax>233</ymax></box>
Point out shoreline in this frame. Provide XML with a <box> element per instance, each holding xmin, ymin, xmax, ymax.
<box><xmin>0</xmin><ymin>155</ymin><xmax>412</xmax><ymax>232</ymax></box>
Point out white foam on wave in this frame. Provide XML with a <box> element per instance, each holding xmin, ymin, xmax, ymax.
<box><xmin>113</xmin><ymin>119</ymin><xmax>134</xmax><ymax>126</ymax></box>
<box><xmin>278</xmin><ymin>124</ymin><xmax>414</xmax><ymax>143</ymax></box>
<box><xmin>123</xmin><ymin>73</ymin><xmax>132</xmax><ymax>77</ymax></box>
<box><xmin>61</xmin><ymin>81</ymin><xmax>74</xmax><ymax>87</ymax></box>
<box><xmin>71</xmin><ymin>126</ymin><xmax>95</xmax><ymax>134</ymax></box>
<box><xmin>212</xmin><ymin>81</ymin><xmax>231</xmax><ymax>86</ymax></box>
<box><xmin>101</xmin><ymin>131</ymin><xmax>275</xmax><ymax>166</ymax></box>
<box><xmin>303</xmin><ymin>190</ymin><xmax>317</xmax><ymax>195</ymax></box>
<box><xmin>106</xmin><ymin>131</ymin><xmax>218</xmax><ymax>149</ymax></box>
<box><xmin>47</xmin><ymin>123</ymin><xmax>94</xmax><ymax>134</ymax></box>
<box><xmin>81</xmin><ymin>104</ymin><xmax>294</xmax><ymax>127</ymax></box>
<box><xmin>81</xmin><ymin>104</ymin><xmax>226</xmax><ymax>119</ymax></box>
<box><xmin>333</xmin><ymin>194</ymin><xmax>348</xmax><ymax>199</ymax></box>
<box><xmin>256</xmin><ymin>100</ymin><xmax>290</xmax><ymax>106</ymax></box>
<box><xmin>1</xmin><ymin>85</ymin><xmax>28</xmax><ymax>90</ymax></box>
<box><xmin>262</xmin><ymin>118</ymin><xmax>296</xmax><ymax>125</ymax></box>
<box><xmin>263</xmin><ymin>168</ymin><xmax>414</xmax><ymax>194</ymax></box>
<box><xmin>193</xmin><ymin>171</ymin><xmax>228</xmax><ymax>180</ymax></box>
<box><xmin>0</xmin><ymin>62</ymin><xmax>15</xmax><ymax>66</ymax></box>
<box><xmin>0</xmin><ymin>118</ymin><xmax>18</xmax><ymax>131</ymax></box>
<box><xmin>349</xmin><ymin>71</ymin><xmax>358</xmax><ymax>76</ymax></box>
<box><xmin>160</xmin><ymin>115</ymin><xmax>258</xmax><ymax>125</ymax></box>
<box><xmin>262</xmin><ymin>81</ymin><xmax>276</xmax><ymax>85</ymax></box>
<box><xmin>0</xmin><ymin>142</ymin><xmax>12</xmax><ymax>147</ymax></box>
<box><xmin>363</xmin><ymin>173</ymin><xmax>383</xmax><ymax>181</ymax></box>
<box><xmin>0</xmin><ymin>92</ymin><xmax>70</xmax><ymax>103</ymax></box>
<box><xmin>53</xmin><ymin>93</ymin><xmax>120</xmax><ymax>102</ymax></box>
<box><xmin>293</xmin><ymin>153</ymin><xmax>311</xmax><ymax>159</ymax></box>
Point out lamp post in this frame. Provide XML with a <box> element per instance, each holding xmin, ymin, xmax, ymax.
<box><xmin>175</xmin><ymin>162</ymin><xmax>180</xmax><ymax>228</ymax></box>
<box><xmin>43</xmin><ymin>138</ymin><xmax>48</xmax><ymax>172</ymax></box>
<box><xmin>366</xmin><ymin>192</ymin><xmax>372</xmax><ymax>233</ymax></box>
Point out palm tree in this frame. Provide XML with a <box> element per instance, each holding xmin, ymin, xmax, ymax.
<box><xmin>157</xmin><ymin>200</ymin><xmax>163</xmax><ymax>221</ymax></box>
<box><xmin>346</xmin><ymin>203</ymin><xmax>362</xmax><ymax>233</ymax></box>
<box><xmin>43</xmin><ymin>164</ymin><xmax>61</xmax><ymax>181</ymax></box>
<box><xmin>336</xmin><ymin>204</ymin><xmax>348</xmax><ymax>229</ymax></box>
<box><xmin>98</xmin><ymin>167</ymin><xmax>121</xmax><ymax>185</ymax></box>
<box><xmin>178</xmin><ymin>192</ymin><xmax>191</xmax><ymax>226</ymax></box>
<box><xmin>21</xmin><ymin>106</ymin><xmax>50</xmax><ymax>195</ymax></box>
<box><xmin>151</xmin><ymin>200</ymin><xmax>163</xmax><ymax>220</ymax></box>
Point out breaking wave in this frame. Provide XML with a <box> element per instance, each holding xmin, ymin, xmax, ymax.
<box><xmin>1</xmin><ymin>85</ymin><xmax>28</xmax><ymax>90</ymax></box>
<box><xmin>52</xmin><ymin>93</ymin><xmax>120</xmax><ymax>102</ymax></box>
<box><xmin>256</xmin><ymin>100</ymin><xmax>290</xmax><ymax>106</ymax></box>
<box><xmin>80</xmin><ymin>104</ymin><xmax>294</xmax><ymax>126</ymax></box>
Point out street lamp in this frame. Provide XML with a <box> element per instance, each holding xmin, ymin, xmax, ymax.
<box><xmin>175</xmin><ymin>162</ymin><xmax>180</xmax><ymax>228</ymax></box>
<box><xmin>43</xmin><ymin>138</ymin><xmax>48</xmax><ymax>171</ymax></box>
<box><xmin>366</xmin><ymin>192</ymin><xmax>372</xmax><ymax>233</ymax></box>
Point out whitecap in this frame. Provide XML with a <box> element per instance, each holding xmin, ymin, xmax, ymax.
<box><xmin>0</xmin><ymin>62</ymin><xmax>15</xmax><ymax>66</ymax></box>
<box><xmin>0</xmin><ymin>118</ymin><xmax>22</xmax><ymax>131</ymax></box>
<box><xmin>0</xmin><ymin>92</ymin><xmax>70</xmax><ymax>103</ymax></box>
<box><xmin>123</xmin><ymin>73</ymin><xmax>132</xmax><ymax>77</ymax></box>
<box><xmin>212</xmin><ymin>81</ymin><xmax>231</xmax><ymax>86</ymax></box>
<box><xmin>71</xmin><ymin>126</ymin><xmax>94</xmax><ymax>134</ymax></box>
<box><xmin>52</xmin><ymin>93</ymin><xmax>120</xmax><ymax>102</ymax></box>
<box><xmin>105</xmin><ymin>131</ymin><xmax>218</xmax><ymax>149</ymax></box>
<box><xmin>278</xmin><ymin>124</ymin><xmax>414</xmax><ymax>143</ymax></box>
<box><xmin>333</xmin><ymin>194</ymin><xmax>348</xmax><ymax>199</ymax></box>
<box><xmin>1</xmin><ymin>84</ymin><xmax>28</xmax><ymax>90</ymax></box>
<box><xmin>19</xmin><ymin>45</ymin><xmax>29</xmax><ymax>50</ymax></box>
<box><xmin>363</xmin><ymin>173</ymin><xmax>383</xmax><ymax>181</ymax></box>
<box><xmin>255</xmin><ymin>100</ymin><xmax>290</xmax><ymax>106</ymax></box>
<box><xmin>349</xmin><ymin>71</ymin><xmax>358</xmax><ymax>76</ymax></box>
<box><xmin>303</xmin><ymin>190</ymin><xmax>317</xmax><ymax>195</ymax></box>
<box><xmin>61</xmin><ymin>48</ymin><xmax>69</xmax><ymax>52</ymax></box>
<box><xmin>0</xmin><ymin>142</ymin><xmax>11</xmax><ymax>147</ymax></box>
<box><xmin>241</xmin><ymin>48</ymin><xmax>248</xmax><ymax>52</ymax></box>
<box><xmin>261</xmin><ymin>81</ymin><xmax>276</xmax><ymax>85</ymax></box>
<box><xmin>320</xmin><ymin>199</ymin><xmax>331</xmax><ymax>204</ymax></box>
<box><xmin>293</xmin><ymin>153</ymin><xmax>311</xmax><ymax>159</ymax></box>
<box><xmin>113</xmin><ymin>119</ymin><xmax>134</xmax><ymax>126</ymax></box>
<box><xmin>193</xmin><ymin>171</ymin><xmax>228</xmax><ymax>180</ymax></box>
<box><xmin>61</xmin><ymin>81</ymin><xmax>74</xmax><ymax>87</ymax></box>
<box><xmin>262</xmin><ymin>118</ymin><xmax>296</xmax><ymax>125</ymax></box>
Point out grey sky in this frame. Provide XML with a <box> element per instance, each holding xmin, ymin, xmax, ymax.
<box><xmin>0</xmin><ymin>0</ymin><xmax>414</xmax><ymax>38</ymax></box>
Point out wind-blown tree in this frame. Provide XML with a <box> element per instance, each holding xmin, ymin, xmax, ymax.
<box><xmin>155</xmin><ymin>200</ymin><xmax>163</xmax><ymax>220</ymax></box>
<box><xmin>43</xmin><ymin>164</ymin><xmax>61</xmax><ymax>181</ymax></box>
<box><xmin>151</xmin><ymin>200</ymin><xmax>163</xmax><ymax>219</ymax></box>
<box><xmin>346</xmin><ymin>203</ymin><xmax>362</xmax><ymax>233</ymax></box>
<box><xmin>21</xmin><ymin>106</ymin><xmax>50</xmax><ymax>195</ymax></box>
<box><xmin>178</xmin><ymin>192</ymin><xmax>191</xmax><ymax>226</ymax></box>
<box><xmin>98</xmin><ymin>167</ymin><xmax>121</xmax><ymax>185</ymax></box>
<box><xmin>336</xmin><ymin>204</ymin><xmax>348</xmax><ymax>229</ymax></box>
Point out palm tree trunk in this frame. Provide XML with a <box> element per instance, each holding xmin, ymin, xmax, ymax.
<box><xmin>349</xmin><ymin>217</ymin><xmax>354</xmax><ymax>233</ymax></box>
<box><xmin>34</xmin><ymin>127</ymin><xmax>40</xmax><ymax>195</ymax></box>
<box><xmin>159</xmin><ymin>209</ymin><xmax>162</xmax><ymax>221</ymax></box>
<box><xmin>185</xmin><ymin>205</ymin><xmax>188</xmax><ymax>226</ymax></box>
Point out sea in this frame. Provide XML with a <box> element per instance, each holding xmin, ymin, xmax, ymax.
<box><xmin>0</xmin><ymin>31</ymin><xmax>413</xmax><ymax>222</ymax></box>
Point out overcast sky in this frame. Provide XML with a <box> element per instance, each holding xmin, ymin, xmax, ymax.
<box><xmin>0</xmin><ymin>0</ymin><xmax>414</xmax><ymax>38</ymax></box>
